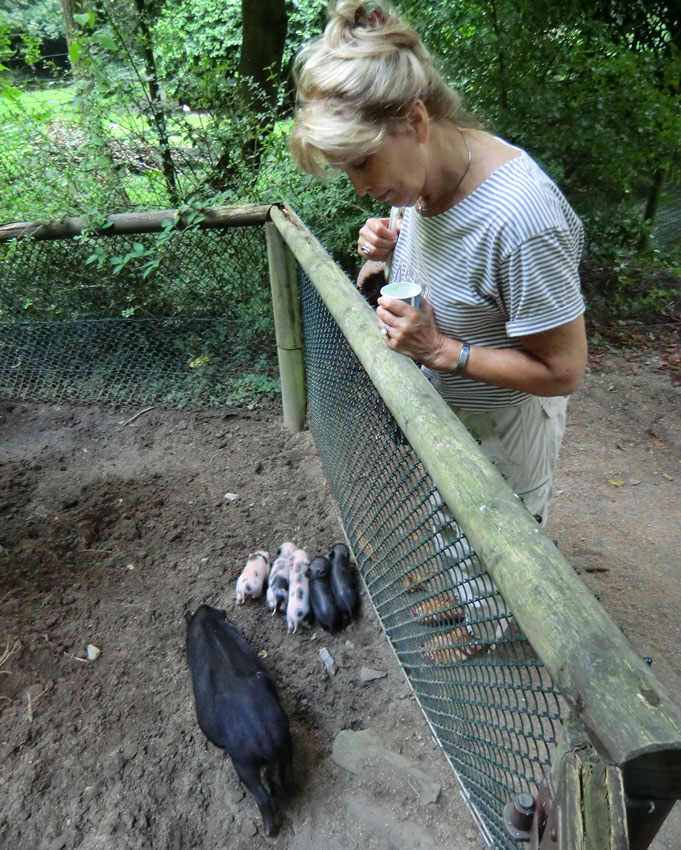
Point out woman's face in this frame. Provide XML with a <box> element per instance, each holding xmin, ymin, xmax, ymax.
<box><xmin>343</xmin><ymin>129</ymin><xmax>427</xmax><ymax>208</ymax></box>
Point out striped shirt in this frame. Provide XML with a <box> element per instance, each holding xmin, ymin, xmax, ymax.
<box><xmin>390</xmin><ymin>150</ymin><xmax>585</xmax><ymax>409</ymax></box>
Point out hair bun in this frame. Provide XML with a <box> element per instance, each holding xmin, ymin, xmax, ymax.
<box><xmin>290</xmin><ymin>1</ymin><xmax>466</xmax><ymax>178</ymax></box>
<box><xmin>352</xmin><ymin>3</ymin><xmax>388</xmax><ymax>29</ymax></box>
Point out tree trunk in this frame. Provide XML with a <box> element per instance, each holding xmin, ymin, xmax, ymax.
<box><xmin>60</xmin><ymin>0</ymin><xmax>86</xmax><ymax>70</ymax></box>
<box><xmin>210</xmin><ymin>0</ymin><xmax>288</xmax><ymax>187</ymax></box>
<box><xmin>239</xmin><ymin>0</ymin><xmax>288</xmax><ymax>109</ymax></box>
<box><xmin>637</xmin><ymin>168</ymin><xmax>666</xmax><ymax>253</ymax></box>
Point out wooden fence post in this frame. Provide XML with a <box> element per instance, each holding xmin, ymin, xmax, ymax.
<box><xmin>265</xmin><ymin>220</ymin><xmax>306</xmax><ymax>433</ymax></box>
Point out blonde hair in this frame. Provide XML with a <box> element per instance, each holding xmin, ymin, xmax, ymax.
<box><xmin>290</xmin><ymin>2</ymin><xmax>462</xmax><ymax>178</ymax></box>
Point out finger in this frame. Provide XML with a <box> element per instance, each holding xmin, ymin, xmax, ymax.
<box><xmin>359</xmin><ymin>219</ymin><xmax>398</xmax><ymax>248</ymax></box>
<box><xmin>376</xmin><ymin>305</ymin><xmax>397</xmax><ymax>325</ymax></box>
<box><xmin>377</xmin><ymin>296</ymin><xmax>411</xmax><ymax>317</ymax></box>
<box><xmin>379</xmin><ymin>322</ymin><xmax>396</xmax><ymax>343</ymax></box>
<box><xmin>364</xmin><ymin>217</ymin><xmax>391</xmax><ymax>233</ymax></box>
<box><xmin>358</xmin><ymin>241</ymin><xmax>392</xmax><ymax>261</ymax></box>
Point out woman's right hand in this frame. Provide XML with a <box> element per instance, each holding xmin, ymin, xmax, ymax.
<box><xmin>357</xmin><ymin>217</ymin><xmax>401</xmax><ymax>261</ymax></box>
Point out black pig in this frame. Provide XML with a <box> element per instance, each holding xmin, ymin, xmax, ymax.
<box><xmin>186</xmin><ymin>605</ymin><xmax>295</xmax><ymax>835</ymax></box>
<box><xmin>329</xmin><ymin>543</ymin><xmax>358</xmax><ymax>621</ymax></box>
<box><xmin>308</xmin><ymin>556</ymin><xmax>344</xmax><ymax>633</ymax></box>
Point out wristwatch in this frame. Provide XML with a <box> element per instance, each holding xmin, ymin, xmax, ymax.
<box><xmin>453</xmin><ymin>343</ymin><xmax>470</xmax><ymax>376</ymax></box>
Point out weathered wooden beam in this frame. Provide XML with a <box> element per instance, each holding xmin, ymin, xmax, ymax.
<box><xmin>544</xmin><ymin>747</ymin><xmax>629</xmax><ymax>849</ymax></box>
<box><xmin>269</xmin><ymin>202</ymin><xmax>681</xmax><ymax>796</ymax></box>
<box><xmin>582</xmin><ymin>761</ymin><xmax>627</xmax><ymax>850</ymax></box>
<box><xmin>0</xmin><ymin>204</ymin><xmax>272</xmax><ymax>242</ymax></box>
<box><xmin>265</xmin><ymin>221</ymin><xmax>306</xmax><ymax>433</ymax></box>
<box><xmin>555</xmin><ymin>754</ymin><xmax>584</xmax><ymax>849</ymax></box>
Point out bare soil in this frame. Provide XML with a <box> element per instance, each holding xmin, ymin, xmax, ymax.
<box><xmin>1</xmin><ymin>346</ymin><xmax>680</xmax><ymax>850</ymax></box>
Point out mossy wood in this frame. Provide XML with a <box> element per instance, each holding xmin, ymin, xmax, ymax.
<box><xmin>0</xmin><ymin>204</ymin><xmax>272</xmax><ymax>242</ymax></box>
<box><xmin>265</xmin><ymin>221</ymin><xmax>306</xmax><ymax>433</ymax></box>
<box><xmin>555</xmin><ymin>754</ymin><xmax>585</xmax><ymax>848</ymax></box>
<box><xmin>269</xmin><ymin>202</ymin><xmax>681</xmax><ymax>798</ymax></box>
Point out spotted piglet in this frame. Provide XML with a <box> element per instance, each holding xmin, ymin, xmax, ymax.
<box><xmin>235</xmin><ymin>551</ymin><xmax>271</xmax><ymax>604</ymax></box>
<box><xmin>286</xmin><ymin>549</ymin><xmax>310</xmax><ymax>633</ymax></box>
<box><xmin>266</xmin><ymin>542</ymin><xmax>295</xmax><ymax>615</ymax></box>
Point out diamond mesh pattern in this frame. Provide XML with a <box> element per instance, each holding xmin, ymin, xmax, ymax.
<box><xmin>0</xmin><ymin>224</ymin><xmax>277</xmax><ymax>407</ymax></box>
<box><xmin>1</xmin><ymin>211</ymin><xmax>569</xmax><ymax>845</ymax></box>
<box><xmin>300</xmin><ymin>270</ymin><xmax>565</xmax><ymax>847</ymax></box>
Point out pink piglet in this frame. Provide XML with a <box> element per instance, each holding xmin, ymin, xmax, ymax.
<box><xmin>235</xmin><ymin>551</ymin><xmax>271</xmax><ymax>604</ymax></box>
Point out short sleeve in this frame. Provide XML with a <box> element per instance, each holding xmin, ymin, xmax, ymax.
<box><xmin>500</xmin><ymin>228</ymin><xmax>585</xmax><ymax>337</ymax></box>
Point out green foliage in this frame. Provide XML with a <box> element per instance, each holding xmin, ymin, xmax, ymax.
<box><xmin>228</xmin><ymin>371</ymin><xmax>281</xmax><ymax>407</ymax></box>
<box><xmin>1</xmin><ymin>0</ymin><xmax>679</xmax><ymax>342</ymax></box>
<box><xmin>0</xmin><ymin>0</ymin><xmax>63</xmax><ymax>41</ymax></box>
<box><xmin>151</xmin><ymin>0</ymin><xmax>325</xmax><ymax>107</ymax></box>
<box><xmin>401</xmin><ymin>0</ymin><xmax>681</xmax><ymax>261</ymax></box>
<box><xmin>152</xmin><ymin>0</ymin><xmax>242</xmax><ymax>105</ymax></box>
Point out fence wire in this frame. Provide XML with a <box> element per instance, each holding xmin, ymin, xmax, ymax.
<box><xmin>1</xmin><ymin>223</ymin><xmax>269</xmax><ymax>319</ymax></box>
<box><xmin>0</xmin><ymin>224</ymin><xmax>278</xmax><ymax>408</ymax></box>
<box><xmin>300</xmin><ymin>270</ymin><xmax>565</xmax><ymax>848</ymax></box>
<box><xmin>0</xmin><ymin>317</ymin><xmax>277</xmax><ymax>408</ymax></box>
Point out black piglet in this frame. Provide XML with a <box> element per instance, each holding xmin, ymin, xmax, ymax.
<box><xmin>329</xmin><ymin>543</ymin><xmax>358</xmax><ymax>622</ymax></box>
<box><xmin>307</xmin><ymin>556</ymin><xmax>344</xmax><ymax>633</ymax></box>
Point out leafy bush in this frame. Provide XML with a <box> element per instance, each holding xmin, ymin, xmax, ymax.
<box><xmin>0</xmin><ymin>0</ymin><xmax>63</xmax><ymax>42</ymax></box>
<box><xmin>400</xmin><ymin>0</ymin><xmax>681</xmax><ymax>262</ymax></box>
<box><xmin>1</xmin><ymin>0</ymin><xmax>679</xmax><ymax>332</ymax></box>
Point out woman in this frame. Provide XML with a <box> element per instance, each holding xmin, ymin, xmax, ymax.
<box><xmin>290</xmin><ymin>2</ymin><xmax>587</xmax><ymax>662</ymax></box>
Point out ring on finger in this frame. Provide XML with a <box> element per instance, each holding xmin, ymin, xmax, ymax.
<box><xmin>361</xmin><ymin>245</ymin><xmax>371</xmax><ymax>256</ymax></box>
<box><xmin>380</xmin><ymin>325</ymin><xmax>390</xmax><ymax>337</ymax></box>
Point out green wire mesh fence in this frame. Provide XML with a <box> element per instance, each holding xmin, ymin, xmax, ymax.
<box><xmin>0</xmin><ymin>317</ymin><xmax>276</xmax><ymax>408</ymax></box>
<box><xmin>1</xmin><ymin>220</ymin><xmax>269</xmax><ymax>318</ymax></box>
<box><xmin>300</xmin><ymin>269</ymin><xmax>565</xmax><ymax>847</ymax></box>
<box><xmin>0</xmin><ymin>221</ymin><xmax>278</xmax><ymax>408</ymax></box>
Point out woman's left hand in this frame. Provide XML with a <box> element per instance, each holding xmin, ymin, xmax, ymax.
<box><xmin>376</xmin><ymin>296</ymin><xmax>447</xmax><ymax>368</ymax></box>
<box><xmin>377</xmin><ymin>297</ymin><xmax>588</xmax><ymax>395</ymax></box>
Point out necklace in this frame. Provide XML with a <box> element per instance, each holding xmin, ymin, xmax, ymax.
<box><xmin>416</xmin><ymin>128</ymin><xmax>472</xmax><ymax>215</ymax></box>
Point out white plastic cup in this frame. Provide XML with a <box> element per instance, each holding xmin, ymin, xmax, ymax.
<box><xmin>380</xmin><ymin>281</ymin><xmax>422</xmax><ymax>308</ymax></box>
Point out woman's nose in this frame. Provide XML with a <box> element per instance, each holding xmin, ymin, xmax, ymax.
<box><xmin>348</xmin><ymin>171</ymin><xmax>368</xmax><ymax>196</ymax></box>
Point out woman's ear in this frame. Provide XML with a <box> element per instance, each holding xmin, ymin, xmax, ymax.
<box><xmin>407</xmin><ymin>100</ymin><xmax>430</xmax><ymax>142</ymax></box>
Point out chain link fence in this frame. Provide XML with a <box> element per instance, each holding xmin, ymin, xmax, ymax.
<box><xmin>0</xmin><ymin>218</ymin><xmax>279</xmax><ymax>408</ymax></box>
<box><xmin>3</xmin><ymin>205</ymin><xmax>679</xmax><ymax>846</ymax></box>
<box><xmin>300</xmin><ymin>269</ymin><xmax>564</xmax><ymax>846</ymax></box>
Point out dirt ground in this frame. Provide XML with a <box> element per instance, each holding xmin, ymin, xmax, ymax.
<box><xmin>1</xmin><ymin>345</ymin><xmax>680</xmax><ymax>850</ymax></box>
